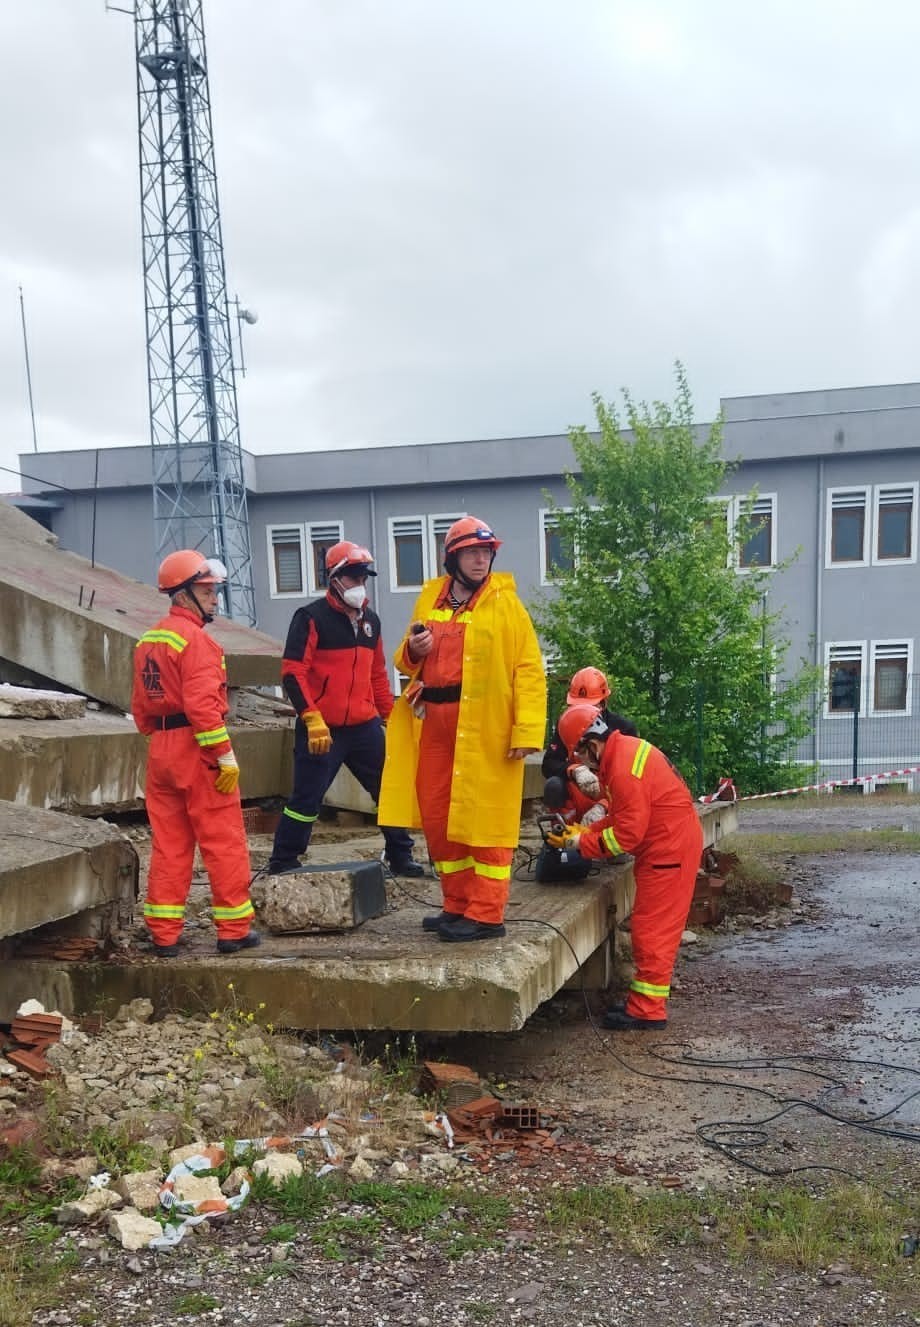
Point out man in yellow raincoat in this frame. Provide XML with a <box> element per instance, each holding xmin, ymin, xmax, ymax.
<box><xmin>379</xmin><ymin>517</ymin><xmax>546</xmax><ymax>941</ymax></box>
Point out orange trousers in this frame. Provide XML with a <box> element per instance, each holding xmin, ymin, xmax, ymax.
<box><xmin>625</xmin><ymin>811</ymin><xmax>703</xmax><ymax>1021</ymax></box>
<box><xmin>144</xmin><ymin>730</ymin><xmax>254</xmax><ymax>945</ymax></box>
<box><xmin>416</xmin><ymin>701</ymin><xmax>513</xmax><ymax>925</ymax></box>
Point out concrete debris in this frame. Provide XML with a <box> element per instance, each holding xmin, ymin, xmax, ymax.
<box><xmin>252</xmin><ymin>1153</ymin><xmax>303</xmax><ymax>1185</ymax></box>
<box><xmin>251</xmin><ymin>860</ymin><xmax>388</xmax><ymax>932</ymax></box>
<box><xmin>107</xmin><ymin>1208</ymin><xmax>163</xmax><ymax>1251</ymax></box>
<box><xmin>56</xmin><ymin>1188</ymin><xmax>124</xmax><ymax>1226</ymax></box>
<box><xmin>112</xmin><ymin>1169</ymin><xmax>161</xmax><ymax>1213</ymax></box>
<box><xmin>0</xmin><ymin>683</ymin><xmax>87</xmax><ymax>720</ymax></box>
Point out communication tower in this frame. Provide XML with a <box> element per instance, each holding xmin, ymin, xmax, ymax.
<box><xmin>132</xmin><ymin>0</ymin><xmax>256</xmax><ymax>623</ymax></box>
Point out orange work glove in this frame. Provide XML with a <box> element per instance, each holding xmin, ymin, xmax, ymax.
<box><xmin>214</xmin><ymin>750</ymin><xmax>240</xmax><ymax>795</ymax></box>
<box><xmin>301</xmin><ymin>709</ymin><xmax>332</xmax><ymax>755</ymax></box>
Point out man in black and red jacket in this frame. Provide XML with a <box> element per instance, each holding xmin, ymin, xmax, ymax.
<box><xmin>267</xmin><ymin>540</ymin><xmax>423</xmax><ymax>877</ymax></box>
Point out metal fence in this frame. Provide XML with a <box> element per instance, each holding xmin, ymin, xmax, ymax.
<box><xmin>692</xmin><ymin>672</ymin><xmax>920</xmax><ymax>797</ymax></box>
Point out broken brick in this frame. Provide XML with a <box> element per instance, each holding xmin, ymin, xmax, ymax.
<box><xmin>5</xmin><ymin>1048</ymin><xmax>53</xmax><ymax>1079</ymax></box>
<box><xmin>418</xmin><ymin>1061</ymin><xmax>480</xmax><ymax>1094</ymax></box>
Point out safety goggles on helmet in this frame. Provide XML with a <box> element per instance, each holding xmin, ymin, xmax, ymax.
<box><xmin>325</xmin><ymin>541</ymin><xmax>377</xmax><ymax>578</ymax></box>
<box><xmin>158</xmin><ymin>550</ymin><xmax>228</xmax><ymax>595</ymax></box>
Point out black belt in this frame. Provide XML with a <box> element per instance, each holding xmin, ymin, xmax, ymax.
<box><xmin>422</xmin><ymin>685</ymin><xmax>462</xmax><ymax>704</ymax></box>
<box><xmin>153</xmin><ymin>713</ymin><xmax>190</xmax><ymax>731</ymax></box>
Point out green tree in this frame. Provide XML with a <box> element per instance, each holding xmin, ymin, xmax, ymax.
<box><xmin>534</xmin><ymin>365</ymin><xmax>820</xmax><ymax>794</ymax></box>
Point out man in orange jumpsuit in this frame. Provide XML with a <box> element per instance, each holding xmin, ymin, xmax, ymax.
<box><xmin>379</xmin><ymin>517</ymin><xmax>546</xmax><ymax>941</ymax></box>
<box><xmin>131</xmin><ymin>550</ymin><xmax>259</xmax><ymax>958</ymax></box>
<box><xmin>548</xmin><ymin>704</ymin><xmax>702</xmax><ymax>1030</ymax></box>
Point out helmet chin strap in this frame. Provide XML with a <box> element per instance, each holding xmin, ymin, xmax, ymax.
<box><xmin>184</xmin><ymin>586</ymin><xmax>213</xmax><ymax>624</ymax></box>
<box><xmin>450</xmin><ymin>550</ymin><xmax>495</xmax><ymax>591</ymax></box>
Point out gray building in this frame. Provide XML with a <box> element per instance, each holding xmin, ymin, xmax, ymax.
<box><xmin>13</xmin><ymin>381</ymin><xmax>920</xmax><ymax>784</ymax></box>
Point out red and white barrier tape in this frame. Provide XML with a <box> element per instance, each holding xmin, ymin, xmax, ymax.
<box><xmin>700</xmin><ymin>765</ymin><xmax>920</xmax><ymax>805</ymax></box>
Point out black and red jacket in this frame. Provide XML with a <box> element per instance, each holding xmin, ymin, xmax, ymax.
<box><xmin>280</xmin><ymin>592</ymin><xmax>395</xmax><ymax>727</ymax></box>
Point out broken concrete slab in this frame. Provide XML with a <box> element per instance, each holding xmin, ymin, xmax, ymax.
<box><xmin>252</xmin><ymin>861</ymin><xmax>388</xmax><ymax>932</ymax></box>
<box><xmin>0</xmin><ymin>499</ymin><xmax>281</xmax><ymax>712</ymax></box>
<box><xmin>0</xmin><ymin>799</ymin><xmax>138</xmax><ymax>942</ymax></box>
<box><xmin>0</xmin><ymin>684</ymin><xmax>87</xmax><ymax>720</ymax></box>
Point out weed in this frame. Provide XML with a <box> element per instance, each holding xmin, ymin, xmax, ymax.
<box><xmin>310</xmin><ymin>1212</ymin><xmax>384</xmax><ymax>1259</ymax></box>
<box><xmin>349</xmin><ymin>1180</ymin><xmax>451</xmax><ymax>1231</ymax></box>
<box><xmin>246</xmin><ymin>1263</ymin><xmax>299</xmax><ymax>1285</ymax></box>
<box><xmin>466</xmin><ymin>1305</ymin><xmax>497</xmax><ymax>1322</ymax></box>
<box><xmin>262</xmin><ymin>1221</ymin><xmax>299</xmax><ymax>1243</ymax></box>
<box><xmin>254</xmin><ymin>1170</ymin><xmax>335</xmax><ymax>1221</ymax></box>
<box><xmin>173</xmin><ymin>1291</ymin><xmax>220</xmax><ymax>1314</ymax></box>
<box><xmin>87</xmin><ymin>1124</ymin><xmax>160</xmax><ymax>1176</ymax></box>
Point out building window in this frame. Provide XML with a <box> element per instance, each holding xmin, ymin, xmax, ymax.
<box><xmin>306</xmin><ymin>521</ymin><xmax>343</xmax><ymax>594</ymax></box>
<box><xmin>871</xmin><ymin>641</ymin><xmax>911</xmax><ymax>714</ymax></box>
<box><xmin>387</xmin><ymin>513</ymin><xmax>465</xmax><ymax>591</ymax></box>
<box><xmin>826</xmin><ymin>488</ymin><xmax>869</xmax><ymax>566</ymax></box>
<box><xmin>267</xmin><ymin>525</ymin><xmax>305</xmax><ymax>597</ymax></box>
<box><xmin>874</xmin><ymin>484</ymin><xmax>917</xmax><ymax>563</ymax></box>
<box><xmin>738</xmin><ymin>495</ymin><xmax>775</xmax><ymax>569</ymax></box>
<box><xmin>539</xmin><ymin>509</ymin><xmax>576</xmax><ymax>584</ymax></box>
<box><xmin>825</xmin><ymin>642</ymin><xmax>866</xmax><ymax>716</ymax></box>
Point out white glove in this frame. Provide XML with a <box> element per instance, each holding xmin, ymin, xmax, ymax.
<box><xmin>571</xmin><ymin>764</ymin><xmax>602</xmax><ymax>799</ymax></box>
<box><xmin>581</xmin><ymin>802</ymin><xmax>608</xmax><ymax>826</ymax></box>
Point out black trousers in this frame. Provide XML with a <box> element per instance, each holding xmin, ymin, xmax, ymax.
<box><xmin>271</xmin><ymin>716</ymin><xmax>414</xmax><ymax>864</ymax></box>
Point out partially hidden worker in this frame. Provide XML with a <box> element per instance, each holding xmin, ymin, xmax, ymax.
<box><xmin>548</xmin><ymin>704</ymin><xmax>703</xmax><ymax>1030</ymax></box>
<box><xmin>379</xmin><ymin>516</ymin><xmax>547</xmax><ymax>941</ymax></box>
<box><xmin>131</xmin><ymin>550</ymin><xmax>260</xmax><ymax>958</ymax></box>
<box><xmin>542</xmin><ymin>666</ymin><xmax>637</xmax><ymax>825</ymax></box>
<box><xmin>267</xmin><ymin>540</ymin><xmax>422</xmax><ymax>877</ymax></box>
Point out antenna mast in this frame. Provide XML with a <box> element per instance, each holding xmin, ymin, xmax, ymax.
<box><xmin>133</xmin><ymin>0</ymin><xmax>256</xmax><ymax>623</ymax></box>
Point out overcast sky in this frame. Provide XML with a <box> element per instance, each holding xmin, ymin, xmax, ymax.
<box><xmin>3</xmin><ymin>1</ymin><xmax>920</xmax><ymax>489</ymax></box>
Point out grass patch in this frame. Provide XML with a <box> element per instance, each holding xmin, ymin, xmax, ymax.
<box><xmin>543</xmin><ymin>1180</ymin><xmax>917</xmax><ymax>1284</ymax></box>
<box><xmin>173</xmin><ymin>1291</ymin><xmax>220</xmax><ymax>1315</ymax></box>
<box><xmin>723</xmin><ymin>828</ymin><xmax>920</xmax><ymax>856</ymax></box>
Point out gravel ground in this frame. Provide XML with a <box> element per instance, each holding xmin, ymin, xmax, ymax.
<box><xmin>18</xmin><ymin>797</ymin><xmax>920</xmax><ymax>1326</ymax></box>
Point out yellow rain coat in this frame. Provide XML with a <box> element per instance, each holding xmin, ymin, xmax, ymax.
<box><xmin>378</xmin><ymin>572</ymin><xmax>546</xmax><ymax>847</ymax></box>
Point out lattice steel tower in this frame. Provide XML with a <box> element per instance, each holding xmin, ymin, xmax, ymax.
<box><xmin>133</xmin><ymin>0</ymin><xmax>256</xmax><ymax>623</ymax></box>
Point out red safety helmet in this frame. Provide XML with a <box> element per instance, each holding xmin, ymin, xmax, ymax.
<box><xmin>158</xmin><ymin>550</ymin><xmax>227</xmax><ymax>595</ymax></box>
<box><xmin>325</xmin><ymin>540</ymin><xmax>377</xmax><ymax>578</ymax></box>
<box><xmin>558</xmin><ymin>702</ymin><xmax>610</xmax><ymax>755</ymax></box>
<box><xmin>443</xmin><ymin>516</ymin><xmax>502</xmax><ymax>561</ymax></box>
<box><xmin>566</xmin><ymin>666</ymin><xmax>610</xmax><ymax>707</ymax></box>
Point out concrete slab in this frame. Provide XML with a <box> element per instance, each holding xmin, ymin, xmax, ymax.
<box><xmin>0</xmin><ymin>800</ymin><xmax>138</xmax><ymax>943</ymax></box>
<box><xmin>0</xmin><ymin>499</ymin><xmax>281</xmax><ymax>711</ymax></box>
<box><xmin>0</xmin><ymin>804</ymin><xmax>736</xmax><ymax>1032</ymax></box>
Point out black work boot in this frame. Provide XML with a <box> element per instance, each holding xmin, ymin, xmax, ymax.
<box><xmin>152</xmin><ymin>942</ymin><xmax>180</xmax><ymax>958</ymax></box>
<box><xmin>387</xmin><ymin>858</ymin><xmax>427</xmax><ymax>878</ymax></box>
<box><xmin>265</xmin><ymin>858</ymin><xmax>302</xmax><ymax>876</ymax></box>
<box><xmin>216</xmin><ymin>930</ymin><xmax>262</xmax><ymax>955</ymax></box>
<box><xmin>601</xmin><ymin>1008</ymin><xmax>666</xmax><ymax>1031</ymax></box>
<box><xmin>438</xmin><ymin>917</ymin><xmax>506</xmax><ymax>943</ymax></box>
<box><xmin>421</xmin><ymin>910</ymin><xmax>463</xmax><ymax>932</ymax></box>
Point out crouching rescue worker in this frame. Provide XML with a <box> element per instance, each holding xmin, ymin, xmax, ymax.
<box><xmin>267</xmin><ymin>540</ymin><xmax>421</xmax><ymax>877</ymax></box>
<box><xmin>542</xmin><ymin>666</ymin><xmax>637</xmax><ymax>826</ymax></box>
<box><xmin>378</xmin><ymin>517</ymin><xmax>546</xmax><ymax>941</ymax></box>
<box><xmin>548</xmin><ymin>704</ymin><xmax>702</xmax><ymax>1030</ymax></box>
<box><xmin>131</xmin><ymin>551</ymin><xmax>259</xmax><ymax>957</ymax></box>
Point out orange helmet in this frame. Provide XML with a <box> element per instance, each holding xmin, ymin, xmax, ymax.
<box><xmin>558</xmin><ymin>702</ymin><xmax>609</xmax><ymax>755</ymax></box>
<box><xmin>158</xmin><ymin>550</ymin><xmax>227</xmax><ymax>595</ymax></box>
<box><xmin>566</xmin><ymin>666</ymin><xmax>610</xmax><ymax>707</ymax></box>
<box><xmin>443</xmin><ymin>517</ymin><xmax>502</xmax><ymax>570</ymax></box>
<box><xmin>325</xmin><ymin>540</ymin><xmax>377</xmax><ymax>577</ymax></box>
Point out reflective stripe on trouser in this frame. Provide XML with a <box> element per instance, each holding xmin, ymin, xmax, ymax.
<box><xmin>416</xmin><ymin>699</ymin><xmax>512</xmax><ymax>924</ymax></box>
<box><xmin>625</xmin><ymin>811</ymin><xmax>703</xmax><ymax>1021</ymax></box>
<box><xmin>144</xmin><ymin>729</ymin><xmax>254</xmax><ymax>945</ymax></box>
<box><xmin>270</xmin><ymin>717</ymin><xmax>414</xmax><ymax>865</ymax></box>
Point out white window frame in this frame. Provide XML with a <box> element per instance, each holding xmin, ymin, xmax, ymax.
<box><xmin>869</xmin><ymin>639</ymin><xmax>913</xmax><ymax>716</ymax></box>
<box><xmin>539</xmin><ymin>507</ymin><xmax>576</xmax><ymax>585</ymax></box>
<box><xmin>387</xmin><ymin>512</ymin><xmax>466</xmax><ymax>592</ymax></box>
<box><xmin>871</xmin><ymin>482</ymin><xmax>918</xmax><ymax>566</ymax></box>
<box><xmin>266</xmin><ymin>524</ymin><xmax>307</xmax><ymax>599</ymax></box>
<box><xmin>305</xmin><ymin>520</ymin><xmax>344</xmax><ymax>596</ymax></box>
<box><xmin>825</xmin><ymin>486</ymin><xmax>870</xmax><ymax>568</ymax></box>
<box><xmin>733</xmin><ymin>493</ymin><xmax>777</xmax><ymax>573</ymax></box>
<box><xmin>823</xmin><ymin>640</ymin><xmax>867</xmax><ymax>718</ymax></box>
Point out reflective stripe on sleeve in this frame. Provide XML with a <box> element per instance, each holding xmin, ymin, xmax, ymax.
<box><xmin>601</xmin><ymin>826</ymin><xmax>624</xmax><ymax>856</ymax></box>
<box><xmin>631</xmin><ymin>741</ymin><xmax>652</xmax><ymax>778</ymax></box>
<box><xmin>137</xmin><ymin>630</ymin><xmax>188</xmax><ymax>652</ymax></box>
<box><xmin>195</xmin><ymin>726</ymin><xmax>230</xmax><ymax>748</ymax></box>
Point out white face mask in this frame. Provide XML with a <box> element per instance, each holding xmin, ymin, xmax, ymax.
<box><xmin>341</xmin><ymin>584</ymin><xmax>367</xmax><ymax>610</ymax></box>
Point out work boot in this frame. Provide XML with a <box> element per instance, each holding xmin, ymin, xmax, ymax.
<box><xmin>601</xmin><ymin>1008</ymin><xmax>666</xmax><ymax>1031</ymax></box>
<box><xmin>386</xmin><ymin>858</ymin><xmax>427</xmax><ymax>878</ymax></box>
<box><xmin>216</xmin><ymin>930</ymin><xmax>262</xmax><ymax>955</ymax></box>
<box><xmin>421</xmin><ymin>910</ymin><xmax>463</xmax><ymax>932</ymax></box>
<box><xmin>438</xmin><ymin>917</ymin><xmax>506</xmax><ymax>943</ymax></box>
<box><xmin>152</xmin><ymin>942</ymin><xmax>180</xmax><ymax>958</ymax></box>
<box><xmin>265</xmin><ymin>858</ymin><xmax>302</xmax><ymax>876</ymax></box>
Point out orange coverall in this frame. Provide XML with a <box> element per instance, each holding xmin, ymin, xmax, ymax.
<box><xmin>131</xmin><ymin>604</ymin><xmax>254</xmax><ymax>946</ymax></box>
<box><xmin>577</xmin><ymin>733</ymin><xmax>703</xmax><ymax>1021</ymax></box>
<box><xmin>415</xmin><ymin>586</ymin><xmax>514</xmax><ymax>925</ymax></box>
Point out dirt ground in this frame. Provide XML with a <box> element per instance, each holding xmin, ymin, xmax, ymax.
<box><xmin>23</xmin><ymin>798</ymin><xmax>920</xmax><ymax>1325</ymax></box>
